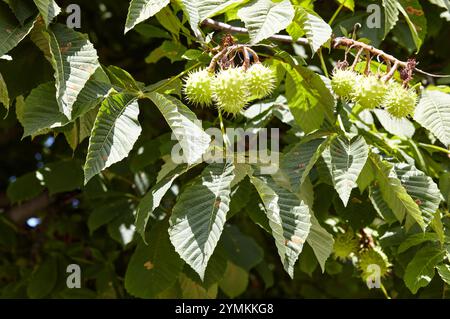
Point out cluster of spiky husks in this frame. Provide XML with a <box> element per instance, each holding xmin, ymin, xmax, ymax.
<box><xmin>183</xmin><ymin>64</ymin><xmax>276</xmax><ymax>115</ymax></box>
<box><xmin>331</xmin><ymin>68</ymin><xmax>418</xmax><ymax>118</ymax></box>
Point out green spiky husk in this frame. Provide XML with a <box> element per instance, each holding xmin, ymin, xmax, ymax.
<box><xmin>352</xmin><ymin>75</ymin><xmax>387</xmax><ymax>109</ymax></box>
<box><xmin>384</xmin><ymin>82</ymin><xmax>418</xmax><ymax>118</ymax></box>
<box><xmin>246</xmin><ymin>63</ymin><xmax>276</xmax><ymax>99</ymax></box>
<box><xmin>358</xmin><ymin>247</ymin><xmax>391</xmax><ymax>280</ymax></box>
<box><xmin>183</xmin><ymin>68</ymin><xmax>215</xmax><ymax>107</ymax></box>
<box><xmin>212</xmin><ymin>67</ymin><xmax>250</xmax><ymax>115</ymax></box>
<box><xmin>333</xmin><ymin>231</ymin><xmax>359</xmax><ymax>260</ymax></box>
<box><xmin>331</xmin><ymin>69</ymin><xmax>359</xmax><ymax>100</ymax></box>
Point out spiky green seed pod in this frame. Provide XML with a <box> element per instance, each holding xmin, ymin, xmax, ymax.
<box><xmin>384</xmin><ymin>82</ymin><xmax>417</xmax><ymax>118</ymax></box>
<box><xmin>212</xmin><ymin>67</ymin><xmax>250</xmax><ymax>115</ymax></box>
<box><xmin>331</xmin><ymin>69</ymin><xmax>359</xmax><ymax>100</ymax></box>
<box><xmin>183</xmin><ymin>68</ymin><xmax>214</xmax><ymax>107</ymax></box>
<box><xmin>352</xmin><ymin>75</ymin><xmax>387</xmax><ymax>109</ymax></box>
<box><xmin>358</xmin><ymin>247</ymin><xmax>391</xmax><ymax>280</ymax></box>
<box><xmin>333</xmin><ymin>231</ymin><xmax>359</xmax><ymax>260</ymax></box>
<box><xmin>246</xmin><ymin>63</ymin><xmax>276</xmax><ymax>99</ymax></box>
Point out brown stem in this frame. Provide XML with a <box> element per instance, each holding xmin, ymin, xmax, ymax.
<box><xmin>202</xmin><ymin>19</ymin><xmax>450</xmax><ymax>78</ymax></box>
<box><xmin>242</xmin><ymin>47</ymin><xmax>250</xmax><ymax>70</ymax></box>
<box><xmin>351</xmin><ymin>48</ymin><xmax>364</xmax><ymax>70</ymax></box>
<box><xmin>382</xmin><ymin>61</ymin><xmax>399</xmax><ymax>82</ymax></box>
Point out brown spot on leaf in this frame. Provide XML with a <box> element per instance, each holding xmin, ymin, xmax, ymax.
<box><xmin>60</xmin><ymin>42</ymin><xmax>72</xmax><ymax>54</ymax></box>
<box><xmin>144</xmin><ymin>261</ymin><xmax>154</xmax><ymax>270</ymax></box>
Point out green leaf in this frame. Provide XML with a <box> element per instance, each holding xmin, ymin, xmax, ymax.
<box><xmin>181</xmin><ymin>0</ymin><xmax>245</xmax><ymax>37</ymax></box>
<box><xmin>298</xmin><ymin>178</ymin><xmax>333</xmax><ymax>272</ymax></box>
<box><xmin>145</xmin><ymin>40</ymin><xmax>186</xmax><ymax>64</ymax></box>
<box><xmin>84</xmin><ymin>93</ymin><xmax>142</xmax><ymax>184</ymax></box>
<box><xmin>394</xmin><ymin>163</ymin><xmax>441</xmax><ymax>226</ymax></box>
<box><xmin>335</xmin><ymin>0</ymin><xmax>354</xmax><ymax>11</ymax></box>
<box><xmin>135</xmin><ymin>163</ymin><xmax>193</xmax><ymax>240</ymax></box>
<box><xmin>27</xmin><ymin>256</ymin><xmax>58</xmax><ymax>299</ymax></box>
<box><xmin>373</xmin><ymin>109</ymin><xmax>415</xmax><ymax>138</ymax></box>
<box><xmin>0</xmin><ymin>5</ymin><xmax>35</xmax><ymax>56</ymax></box>
<box><xmin>146</xmin><ymin>92</ymin><xmax>211</xmax><ymax>165</ymax></box>
<box><xmin>398</xmin><ymin>233</ymin><xmax>441</xmax><ymax>253</ymax></box>
<box><xmin>283</xmin><ymin>63</ymin><xmax>335</xmax><ymax>132</ymax></box>
<box><xmin>250</xmin><ymin>175</ymin><xmax>311</xmax><ymax>278</ymax></box>
<box><xmin>287</xmin><ymin>6</ymin><xmax>332</xmax><ymax>53</ymax></box>
<box><xmin>238</xmin><ymin>0</ymin><xmax>295</xmax><ymax>44</ymax></box>
<box><xmin>370</xmin><ymin>155</ymin><xmax>425</xmax><ymax>230</ymax></box>
<box><xmin>7</xmin><ymin>171</ymin><xmax>44</xmax><ymax>204</ymax></box>
<box><xmin>125</xmin><ymin>221</ymin><xmax>184</xmax><ymax>298</ymax></box>
<box><xmin>33</xmin><ymin>0</ymin><xmax>61</xmax><ymax>26</ymax></box>
<box><xmin>124</xmin><ymin>0</ymin><xmax>169</xmax><ymax>34</ymax></box>
<box><xmin>169</xmin><ymin>161</ymin><xmax>235</xmax><ymax>279</ymax></box>
<box><xmin>369</xmin><ymin>185</ymin><xmax>398</xmax><ymax>224</ymax></box>
<box><xmin>396</xmin><ymin>0</ymin><xmax>427</xmax><ymax>51</ymax></box>
<box><xmin>39</xmin><ymin>160</ymin><xmax>83</xmax><ymax>195</ymax></box>
<box><xmin>3</xmin><ymin>0</ymin><xmax>37</xmax><ymax>24</ymax></box>
<box><xmin>440</xmin><ymin>172</ymin><xmax>450</xmax><ymax>204</ymax></box>
<box><xmin>436</xmin><ymin>264</ymin><xmax>450</xmax><ymax>285</ymax></box>
<box><xmin>219</xmin><ymin>262</ymin><xmax>249</xmax><ymax>298</ymax></box>
<box><xmin>21</xmin><ymin>82</ymin><xmax>67</xmax><ymax>137</ymax></box>
<box><xmin>404</xmin><ymin>246</ymin><xmax>445</xmax><ymax>294</ymax></box>
<box><xmin>382</xmin><ymin>0</ymin><xmax>399</xmax><ymax>38</ymax></box>
<box><xmin>281</xmin><ymin>137</ymin><xmax>332</xmax><ymax>192</ymax></box>
<box><xmin>307</xmin><ymin>214</ymin><xmax>334</xmax><ymax>272</ymax></box>
<box><xmin>221</xmin><ymin>225</ymin><xmax>263</xmax><ymax>271</ymax></box>
<box><xmin>88</xmin><ymin>199</ymin><xmax>130</xmax><ymax>234</ymax></box>
<box><xmin>33</xmin><ymin>23</ymin><xmax>100</xmax><ymax>119</ymax></box>
<box><xmin>179</xmin><ymin>273</ymin><xmax>218</xmax><ymax>299</ymax></box>
<box><xmin>322</xmin><ymin>136</ymin><xmax>369</xmax><ymax>206</ymax></box>
<box><xmin>0</xmin><ymin>72</ymin><xmax>9</xmax><ymax>109</ymax></box>
<box><xmin>184</xmin><ymin>243</ymin><xmax>228</xmax><ymax>289</ymax></box>
<box><xmin>414</xmin><ymin>90</ymin><xmax>450</xmax><ymax>147</ymax></box>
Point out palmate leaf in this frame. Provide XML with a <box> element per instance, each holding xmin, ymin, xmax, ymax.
<box><xmin>287</xmin><ymin>6</ymin><xmax>332</xmax><ymax>53</ymax></box>
<box><xmin>370</xmin><ymin>154</ymin><xmax>425</xmax><ymax>230</ymax></box>
<box><xmin>238</xmin><ymin>0</ymin><xmax>294</xmax><ymax>44</ymax></box>
<box><xmin>394</xmin><ymin>163</ymin><xmax>441</xmax><ymax>226</ymax></box>
<box><xmin>32</xmin><ymin>0</ymin><xmax>61</xmax><ymax>26</ymax></box>
<box><xmin>125</xmin><ymin>221</ymin><xmax>184</xmax><ymax>298</ymax></box>
<box><xmin>84</xmin><ymin>93</ymin><xmax>142</xmax><ymax>184</ymax></box>
<box><xmin>146</xmin><ymin>92</ymin><xmax>211</xmax><ymax>165</ymax></box>
<box><xmin>32</xmin><ymin>23</ymin><xmax>100</xmax><ymax>119</ymax></box>
<box><xmin>181</xmin><ymin>0</ymin><xmax>245</xmax><ymax>37</ymax></box>
<box><xmin>124</xmin><ymin>0</ymin><xmax>169</xmax><ymax>34</ymax></box>
<box><xmin>250</xmin><ymin>175</ymin><xmax>311</xmax><ymax>278</ymax></box>
<box><xmin>404</xmin><ymin>246</ymin><xmax>446</xmax><ymax>294</ymax></box>
<box><xmin>0</xmin><ymin>5</ymin><xmax>35</xmax><ymax>56</ymax></box>
<box><xmin>281</xmin><ymin>137</ymin><xmax>332</xmax><ymax>192</ymax></box>
<box><xmin>414</xmin><ymin>90</ymin><xmax>450</xmax><ymax>147</ymax></box>
<box><xmin>169</xmin><ymin>161</ymin><xmax>235</xmax><ymax>280</ymax></box>
<box><xmin>322</xmin><ymin>136</ymin><xmax>369</xmax><ymax>207</ymax></box>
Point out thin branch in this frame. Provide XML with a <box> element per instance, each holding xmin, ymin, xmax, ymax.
<box><xmin>202</xmin><ymin>18</ymin><xmax>450</xmax><ymax>78</ymax></box>
<box><xmin>6</xmin><ymin>192</ymin><xmax>52</xmax><ymax>224</ymax></box>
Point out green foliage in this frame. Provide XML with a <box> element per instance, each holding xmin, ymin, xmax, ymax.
<box><xmin>1</xmin><ymin>0</ymin><xmax>450</xmax><ymax>300</ymax></box>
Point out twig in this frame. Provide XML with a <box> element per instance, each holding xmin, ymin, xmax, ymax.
<box><xmin>202</xmin><ymin>18</ymin><xmax>450</xmax><ymax>78</ymax></box>
<box><xmin>6</xmin><ymin>192</ymin><xmax>52</xmax><ymax>224</ymax></box>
